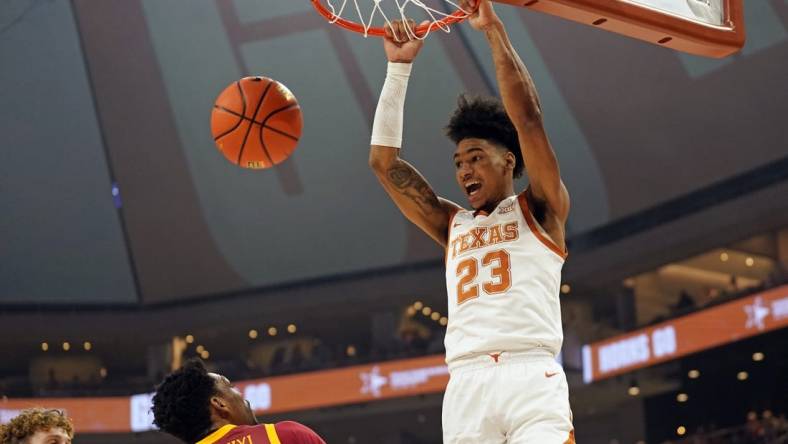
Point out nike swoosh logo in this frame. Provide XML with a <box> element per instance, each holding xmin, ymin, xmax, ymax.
<box><xmin>545</xmin><ymin>371</ymin><xmax>559</xmax><ymax>378</ymax></box>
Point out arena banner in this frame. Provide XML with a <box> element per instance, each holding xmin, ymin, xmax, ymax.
<box><xmin>0</xmin><ymin>354</ymin><xmax>448</xmax><ymax>433</ymax></box>
<box><xmin>0</xmin><ymin>397</ymin><xmax>130</xmax><ymax>433</ymax></box>
<box><xmin>237</xmin><ymin>354</ymin><xmax>448</xmax><ymax>415</ymax></box>
<box><xmin>582</xmin><ymin>285</ymin><xmax>788</xmax><ymax>383</ymax></box>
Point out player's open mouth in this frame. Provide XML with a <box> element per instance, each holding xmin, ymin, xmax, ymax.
<box><xmin>465</xmin><ymin>181</ymin><xmax>482</xmax><ymax>197</ymax></box>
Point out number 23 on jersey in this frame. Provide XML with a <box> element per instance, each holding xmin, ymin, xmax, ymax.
<box><xmin>455</xmin><ymin>249</ymin><xmax>512</xmax><ymax>304</ymax></box>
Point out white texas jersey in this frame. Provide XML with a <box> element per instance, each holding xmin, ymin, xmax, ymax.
<box><xmin>444</xmin><ymin>192</ymin><xmax>567</xmax><ymax>366</ymax></box>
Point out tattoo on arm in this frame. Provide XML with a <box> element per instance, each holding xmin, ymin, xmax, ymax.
<box><xmin>386</xmin><ymin>163</ymin><xmax>443</xmax><ymax>216</ymax></box>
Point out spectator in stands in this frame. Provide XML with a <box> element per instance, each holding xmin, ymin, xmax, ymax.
<box><xmin>0</xmin><ymin>408</ymin><xmax>73</xmax><ymax>444</ymax></box>
<box><xmin>427</xmin><ymin>330</ymin><xmax>446</xmax><ymax>354</ymax></box>
<box><xmin>269</xmin><ymin>345</ymin><xmax>287</xmax><ymax>374</ymax></box>
<box><xmin>766</xmin><ymin>267</ymin><xmax>787</xmax><ymax>288</ymax></box>
<box><xmin>290</xmin><ymin>344</ymin><xmax>305</xmax><ymax>371</ymax></box>
<box><xmin>704</xmin><ymin>286</ymin><xmax>721</xmax><ymax>301</ymax></box>
<box><xmin>673</xmin><ymin>290</ymin><xmax>697</xmax><ymax>313</ymax></box>
<box><xmin>669</xmin><ymin>412</ymin><xmax>788</xmax><ymax>444</ymax></box>
<box><xmin>395</xmin><ymin>317</ymin><xmax>431</xmax><ymax>356</ymax></box>
<box><xmin>761</xmin><ymin>410</ymin><xmax>781</xmax><ymax>443</ymax></box>
<box><xmin>399</xmin><ymin>326</ymin><xmax>428</xmax><ymax>355</ymax></box>
<box><xmin>689</xmin><ymin>426</ymin><xmax>709</xmax><ymax>444</ymax></box>
<box><xmin>776</xmin><ymin>413</ymin><xmax>788</xmax><ymax>436</ymax></box>
<box><xmin>45</xmin><ymin>369</ymin><xmax>58</xmax><ymax>391</ymax></box>
<box><xmin>152</xmin><ymin>358</ymin><xmax>326</xmax><ymax>443</ymax></box>
<box><xmin>745</xmin><ymin>410</ymin><xmax>763</xmax><ymax>442</ymax></box>
<box><xmin>727</xmin><ymin>275</ymin><xmax>739</xmax><ymax>292</ymax></box>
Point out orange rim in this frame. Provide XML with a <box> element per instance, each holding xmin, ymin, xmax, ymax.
<box><xmin>311</xmin><ymin>0</ymin><xmax>469</xmax><ymax>37</ymax></box>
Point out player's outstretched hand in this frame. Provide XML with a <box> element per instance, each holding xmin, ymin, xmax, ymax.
<box><xmin>383</xmin><ymin>19</ymin><xmax>429</xmax><ymax>63</ymax></box>
<box><xmin>460</xmin><ymin>0</ymin><xmax>502</xmax><ymax>31</ymax></box>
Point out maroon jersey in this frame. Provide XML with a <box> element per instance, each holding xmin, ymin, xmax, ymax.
<box><xmin>195</xmin><ymin>422</ymin><xmax>326</xmax><ymax>444</ymax></box>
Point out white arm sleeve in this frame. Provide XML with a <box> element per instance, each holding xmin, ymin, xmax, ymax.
<box><xmin>370</xmin><ymin>62</ymin><xmax>412</xmax><ymax>148</ymax></box>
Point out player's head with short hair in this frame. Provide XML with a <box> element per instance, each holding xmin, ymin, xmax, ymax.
<box><xmin>0</xmin><ymin>407</ymin><xmax>74</xmax><ymax>444</ymax></box>
<box><xmin>446</xmin><ymin>94</ymin><xmax>524</xmax><ymax>178</ymax></box>
<box><xmin>152</xmin><ymin>359</ymin><xmax>257</xmax><ymax>443</ymax></box>
<box><xmin>446</xmin><ymin>94</ymin><xmax>524</xmax><ymax>209</ymax></box>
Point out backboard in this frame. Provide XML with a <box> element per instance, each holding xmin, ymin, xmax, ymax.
<box><xmin>312</xmin><ymin>0</ymin><xmax>745</xmax><ymax>57</ymax></box>
<box><xmin>496</xmin><ymin>0</ymin><xmax>745</xmax><ymax>58</ymax></box>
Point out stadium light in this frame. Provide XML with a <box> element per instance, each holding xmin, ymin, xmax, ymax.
<box><xmin>628</xmin><ymin>380</ymin><xmax>640</xmax><ymax>396</ymax></box>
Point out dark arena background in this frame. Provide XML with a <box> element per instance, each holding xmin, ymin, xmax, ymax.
<box><xmin>1</xmin><ymin>0</ymin><xmax>787</xmax><ymax>443</ymax></box>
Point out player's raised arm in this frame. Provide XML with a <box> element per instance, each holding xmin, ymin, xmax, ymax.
<box><xmin>368</xmin><ymin>20</ymin><xmax>460</xmax><ymax>247</ymax></box>
<box><xmin>463</xmin><ymin>0</ymin><xmax>569</xmax><ymax>223</ymax></box>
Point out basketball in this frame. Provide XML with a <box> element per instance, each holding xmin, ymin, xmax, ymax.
<box><xmin>211</xmin><ymin>76</ymin><xmax>302</xmax><ymax>169</ymax></box>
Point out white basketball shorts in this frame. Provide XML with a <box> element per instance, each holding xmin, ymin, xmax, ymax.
<box><xmin>442</xmin><ymin>350</ymin><xmax>575</xmax><ymax>444</ymax></box>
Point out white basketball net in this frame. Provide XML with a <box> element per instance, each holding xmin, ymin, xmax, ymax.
<box><xmin>322</xmin><ymin>0</ymin><xmax>472</xmax><ymax>39</ymax></box>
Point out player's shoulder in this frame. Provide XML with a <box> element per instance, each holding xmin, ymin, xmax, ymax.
<box><xmin>200</xmin><ymin>424</ymin><xmax>262</xmax><ymax>444</ymax></box>
<box><xmin>274</xmin><ymin>421</ymin><xmax>326</xmax><ymax>444</ymax></box>
<box><xmin>225</xmin><ymin>424</ymin><xmax>266</xmax><ymax>438</ymax></box>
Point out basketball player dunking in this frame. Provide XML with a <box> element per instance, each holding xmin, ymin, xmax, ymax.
<box><xmin>368</xmin><ymin>0</ymin><xmax>575</xmax><ymax>442</ymax></box>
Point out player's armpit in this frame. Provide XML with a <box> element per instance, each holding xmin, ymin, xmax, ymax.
<box><xmin>370</xmin><ymin>145</ymin><xmax>460</xmax><ymax>247</ymax></box>
<box><xmin>522</xmin><ymin>186</ymin><xmax>569</xmax><ymax>255</ymax></box>
<box><xmin>274</xmin><ymin>421</ymin><xmax>326</xmax><ymax>444</ymax></box>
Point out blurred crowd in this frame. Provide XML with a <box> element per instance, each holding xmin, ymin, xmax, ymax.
<box><xmin>648</xmin><ymin>272</ymin><xmax>787</xmax><ymax>327</ymax></box>
<box><xmin>4</xmin><ymin>274</ymin><xmax>784</xmax><ymax>400</ymax></box>
<box><xmin>669</xmin><ymin>410</ymin><xmax>788</xmax><ymax>444</ymax></box>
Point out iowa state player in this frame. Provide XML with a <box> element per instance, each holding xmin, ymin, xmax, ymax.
<box><xmin>368</xmin><ymin>0</ymin><xmax>574</xmax><ymax>442</ymax></box>
<box><xmin>152</xmin><ymin>360</ymin><xmax>325</xmax><ymax>444</ymax></box>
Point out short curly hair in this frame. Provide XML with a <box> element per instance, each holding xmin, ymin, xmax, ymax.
<box><xmin>152</xmin><ymin>359</ymin><xmax>216</xmax><ymax>443</ymax></box>
<box><xmin>445</xmin><ymin>94</ymin><xmax>524</xmax><ymax>178</ymax></box>
<box><xmin>0</xmin><ymin>408</ymin><xmax>74</xmax><ymax>443</ymax></box>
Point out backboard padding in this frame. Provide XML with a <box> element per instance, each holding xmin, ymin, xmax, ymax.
<box><xmin>495</xmin><ymin>0</ymin><xmax>745</xmax><ymax>58</ymax></box>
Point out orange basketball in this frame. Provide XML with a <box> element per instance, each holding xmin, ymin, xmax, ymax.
<box><xmin>211</xmin><ymin>76</ymin><xmax>302</xmax><ymax>169</ymax></box>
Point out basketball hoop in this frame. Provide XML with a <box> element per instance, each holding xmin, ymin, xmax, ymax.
<box><xmin>311</xmin><ymin>0</ymin><xmax>472</xmax><ymax>39</ymax></box>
